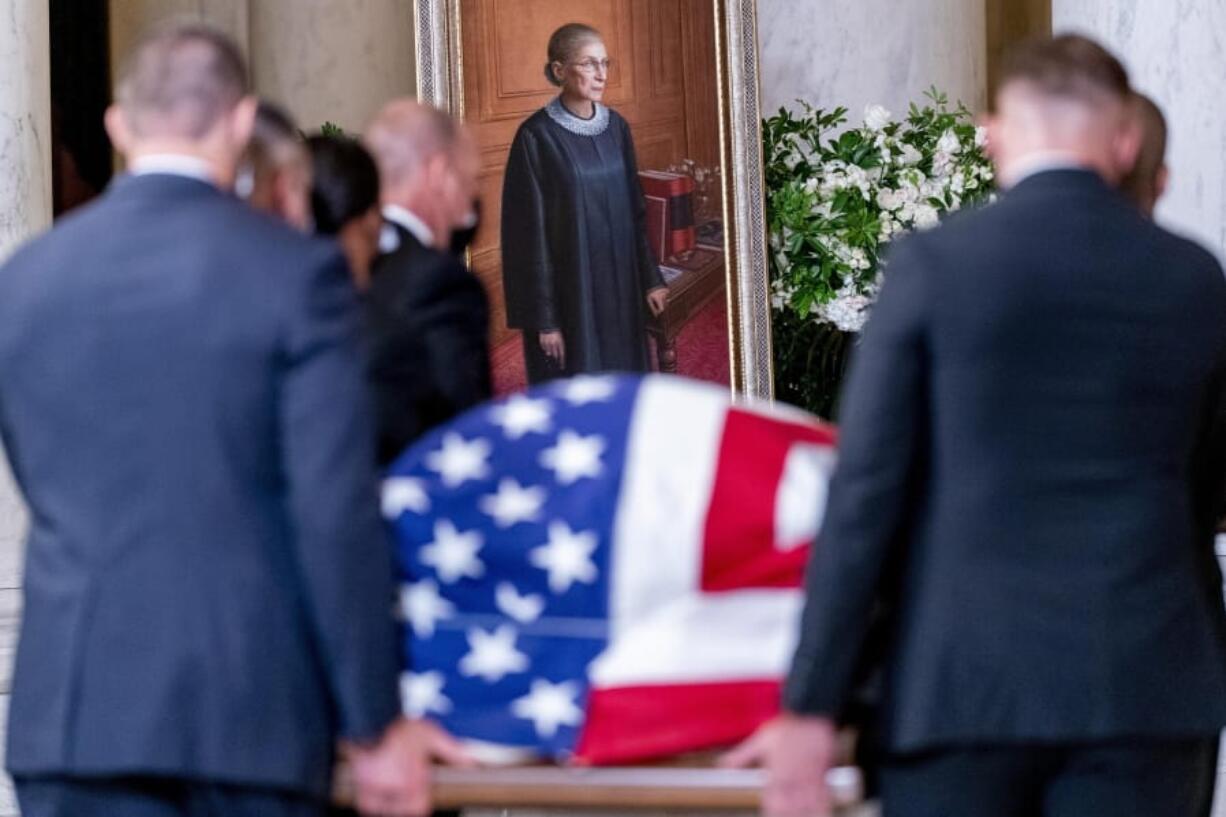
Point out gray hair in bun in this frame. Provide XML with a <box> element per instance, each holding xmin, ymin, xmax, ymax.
<box><xmin>544</xmin><ymin>22</ymin><xmax>602</xmax><ymax>87</ymax></box>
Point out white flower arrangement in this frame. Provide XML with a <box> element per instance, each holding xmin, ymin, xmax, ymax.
<box><xmin>763</xmin><ymin>89</ymin><xmax>995</xmax><ymax>333</ymax></box>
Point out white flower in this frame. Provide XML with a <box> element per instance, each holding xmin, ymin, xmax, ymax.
<box><xmin>914</xmin><ymin>204</ymin><xmax>940</xmax><ymax>230</ymax></box>
<box><xmin>864</xmin><ymin>105</ymin><xmax>892</xmax><ymax>132</ymax></box>
<box><xmin>950</xmin><ymin>171</ymin><xmax>966</xmax><ymax>195</ymax></box>
<box><xmin>803</xmin><ymin>177</ymin><xmax>820</xmax><ymax>195</ymax></box>
<box><xmin>937</xmin><ymin>129</ymin><xmax>961</xmax><ymax>156</ymax></box>
<box><xmin>974</xmin><ymin>126</ymin><xmax>988</xmax><ymax>148</ymax></box>
<box><xmin>876</xmin><ymin>188</ymin><xmax>903</xmax><ymax>211</ymax></box>
<box><xmin>899</xmin><ymin>144</ymin><xmax>923</xmax><ymax>166</ymax></box>
<box><xmin>932</xmin><ymin>152</ymin><xmax>954</xmax><ymax>179</ymax></box>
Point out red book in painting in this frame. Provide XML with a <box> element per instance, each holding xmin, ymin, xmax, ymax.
<box><xmin>639</xmin><ymin>170</ymin><xmax>697</xmax><ymax>262</ymax></box>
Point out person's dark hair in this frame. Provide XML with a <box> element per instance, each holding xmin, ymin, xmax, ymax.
<box><xmin>247</xmin><ymin>100</ymin><xmax>303</xmax><ymax>168</ymax></box>
<box><xmin>1120</xmin><ymin>91</ymin><xmax>1168</xmax><ymax>210</ymax></box>
<box><xmin>115</xmin><ymin>20</ymin><xmax>248</xmax><ymax>138</ymax></box>
<box><xmin>307</xmin><ymin>134</ymin><xmax>380</xmax><ymax>235</ymax></box>
<box><xmin>997</xmin><ymin>33</ymin><xmax>1130</xmax><ymax>109</ymax></box>
<box><xmin>544</xmin><ymin>23</ymin><xmax>602</xmax><ymax>87</ymax></box>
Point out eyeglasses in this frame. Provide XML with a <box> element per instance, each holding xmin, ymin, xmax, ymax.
<box><xmin>571</xmin><ymin>58</ymin><xmax>613</xmax><ymax>75</ymax></box>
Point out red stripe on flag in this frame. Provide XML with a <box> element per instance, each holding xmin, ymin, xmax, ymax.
<box><xmin>574</xmin><ymin>680</ymin><xmax>782</xmax><ymax>764</ymax></box>
<box><xmin>701</xmin><ymin>410</ymin><xmax>836</xmax><ymax>592</ymax></box>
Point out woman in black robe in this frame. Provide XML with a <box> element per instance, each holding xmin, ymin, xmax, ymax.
<box><xmin>501</xmin><ymin>23</ymin><xmax>669</xmax><ymax>383</ymax></box>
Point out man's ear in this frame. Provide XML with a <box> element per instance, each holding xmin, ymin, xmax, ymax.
<box><xmin>1155</xmin><ymin>164</ymin><xmax>1170</xmax><ymax>205</ymax></box>
<box><xmin>228</xmin><ymin>95</ymin><xmax>259</xmax><ymax>148</ymax></box>
<box><xmin>1113</xmin><ymin>115</ymin><xmax>1144</xmax><ymax>182</ymax></box>
<box><xmin>104</xmin><ymin>105</ymin><xmax>132</xmax><ymax>155</ymax></box>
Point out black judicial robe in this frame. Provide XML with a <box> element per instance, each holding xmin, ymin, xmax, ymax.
<box><xmin>501</xmin><ymin>101</ymin><xmax>664</xmax><ymax>383</ymax></box>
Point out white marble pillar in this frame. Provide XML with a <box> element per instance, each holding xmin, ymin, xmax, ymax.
<box><xmin>1052</xmin><ymin>1</ymin><xmax>1226</xmax><ymax>260</ymax></box>
<box><xmin>758</xmin><ymin>0</ymin><xmax>987</xmax><ymax>123</ymax></box>
<box><xmin>0</xmin><ymin>4</ymin><xmax>43</xmax><ymax>813</ymax></box>
<box><xmin>0</xmin><ymin>0</ymin><xmax>52</xmax><ymax>260</ymax></box>
<box><xmin>249</xmin><ymin>0</ymin><xmax>416</xmax><ymax>134</ymax></box>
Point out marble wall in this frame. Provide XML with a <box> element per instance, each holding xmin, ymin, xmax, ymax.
<box><xmin>1052</xmin><ymin>0</ymin><xmax>1226</xmax><ymax>261</ymax></box>
<box><xmin>0</xmin><ymin>4</ymin><xmax>44</xmax><ymax>812</ymax></box>
<box><xmin>758</xmin><ymin>0</ymin><xmax>987</xmax><ymax>125</ymax></box>
<box><xmin>109</xmin><ymin>0</ymin><xmax>417</xmax><ymax>136</ymax></box>
<box><xmin>250</xmin><ymin>0</ymin><xmax>416</xmax><ymax>135</ymax></box>
<box><xmin>110</xmin><ymin>0</ymin><xmax>251</xmax><ymax>69</ymax></box>
<box><xmin>0</xmin><ymin>0</ymin><xmax>52</xmax><ymax>261</ymax></box>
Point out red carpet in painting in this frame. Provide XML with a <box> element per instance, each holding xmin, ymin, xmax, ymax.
<box><xmin>492</xmin><ymin>296</ymin><xmax>731</xmax><ymax>396</ymax></box>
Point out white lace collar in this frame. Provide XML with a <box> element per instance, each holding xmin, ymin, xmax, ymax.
<box><xmin>546</xmin><ymin>96</ymin><xmax>610</xmax><ymax>137</ymax></box>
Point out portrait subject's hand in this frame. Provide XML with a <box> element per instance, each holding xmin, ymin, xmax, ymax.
<box><xmin>646</xmin><ymin>286</ymin><xmax>669</xmax><ymax>317</ymax></box>
<box><xmin>540</xmin><ymin>331</ymin><xmax>566</xmax><ymax>369</ymax></box>
<box><xmin>719</xmin><ymin>714</ymin><xmax>838</xmax><ymax>817</ymax></box>
<box><xmin>344</xmin><ymin>717</ymin><xmax>476</xmax><ymax>817</ymax></box>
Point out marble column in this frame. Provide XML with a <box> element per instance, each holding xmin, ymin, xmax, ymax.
<box><xmin>248</xmin><ymin>0</ymin><xmax>416</xmax><ymax>135</ymax></box>
<box><xmin>0</xmin><ymin>3</ymin><xmax>44</xmax><ymax>813</ymax></box>
<box><xmin>758</xmin><ymin>0</ymin><xmax>987</xmax><ymax>123</ymax></box>
<box><xmin>1052</xmin><ymin>0</ymin><xmax>1226</xmax><ymax>261</ymax></box>
<box><xmin>0</xmin><ymin>0</ymin><xmax>52</xmax><ymax>260</ymax></box>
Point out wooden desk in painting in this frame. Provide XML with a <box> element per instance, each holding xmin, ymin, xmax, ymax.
<box><xmin>649</xmin><ymin>246</ymin><xmax>726</xmax><ymax>374</ymax></box>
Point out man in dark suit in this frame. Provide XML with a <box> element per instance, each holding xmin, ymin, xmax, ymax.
<box><xmin>0</xmin><ymin>23</ymin><xmax>465</xmax><ymax>817</ymax></box>
<box><xmin>363</xmin><ymin>101</ymin><xmax>492</xmax><ymax>465</ymax></box>
<box><xmin>726</xmin><ymin>35</ymin><xmax>1226</xmax><ymax>816</ymax></box>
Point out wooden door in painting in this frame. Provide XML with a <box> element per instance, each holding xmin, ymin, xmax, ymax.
<box><xmin>461</xmin><ymin>0</ymin><xmax>720</xmax><ymax>347</ymax></box>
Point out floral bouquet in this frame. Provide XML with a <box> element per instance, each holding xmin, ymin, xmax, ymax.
<box><xmin>763</xmin><ymin>89</ymin><xmax>995</xmax><ymax>416</ymax></box>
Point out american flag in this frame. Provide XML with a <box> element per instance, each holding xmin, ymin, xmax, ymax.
<box><xmin>382</xmin><ymin>374</ymin><xmax>837</xmax><ymax>764</ymax></box>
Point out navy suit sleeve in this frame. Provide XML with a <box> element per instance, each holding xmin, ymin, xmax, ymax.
<box><xmin>280</xmin><ymin>248</ymin><xmax>401</xmax><ymax>742</ymax></box>
<box><xmin>783</xmin><ymin>237</ymin><xmax>930</xmax><ymax>718</ymax></box>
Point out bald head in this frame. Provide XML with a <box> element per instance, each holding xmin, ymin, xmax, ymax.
<box><xmin>364</xmin><ymin>100</ymin><xmax>463</xmax><ymax>193</ymax></box>
<box><xmin>363</xmin><ymin>100</ymin><xmax>479</xmax><ymax>251</ymax></box>
<box><xmin>115</xmin><ymin>21</ymin><xmax>248</xmax><ymax>139</ymax></box>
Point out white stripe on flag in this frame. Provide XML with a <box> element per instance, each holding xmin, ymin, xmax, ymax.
<box><xmin>607</xmin><ymin>376</ymin><xmax>727</xmax><ymax>640</ymax></box>
<box><xmin>588</xmin><ymin>589</ymin><xmax>804</xmax><ymax>687</ymax></box>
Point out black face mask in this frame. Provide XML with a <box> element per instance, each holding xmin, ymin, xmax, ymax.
<box><xmin>450</xmin><ymin>198</ymin><xmax>482</xmax><ymax>258</ymax></box>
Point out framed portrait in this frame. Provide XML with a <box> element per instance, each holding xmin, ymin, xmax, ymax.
<box><xmin>414</xmin><ymin>0</ymin><xmax>773</xmax><ymax>400</ymax></box>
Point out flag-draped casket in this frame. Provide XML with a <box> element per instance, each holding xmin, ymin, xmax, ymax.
<box><xmin>382</xmin><ymin>375</ymin><xmax>837</xmax><ymax>763</ymax></box>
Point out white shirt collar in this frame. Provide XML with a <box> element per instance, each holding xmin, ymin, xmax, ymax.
<box><xmin>1001</xmin><ymin>151</ymin><xmax>1095</xmax><ymax>189</ymax></box>
<box><xmin>382</xmin><ymin>204</ymin><xmax>435</xmax><ymax>249</ymax></box>
<box><xmin>128</xmin><ymin>154</ymin><xmax>217</xmax><ymax>185</ymax></box>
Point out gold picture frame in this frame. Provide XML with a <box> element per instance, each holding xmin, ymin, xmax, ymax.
<box><xmin>413</xmin><ymin>0</ymin><xmax>773</xmax><ymax>400</ymax></box>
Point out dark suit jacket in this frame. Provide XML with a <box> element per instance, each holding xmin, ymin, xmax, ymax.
<box><xmin>0</xmin><ymin>174</ymin><xmax>401</xmax><ymax>796</ymax></box>
<box><xmin>785</xmin><ymin>170</ymin><xmax>1226</xmax><ymax>752</ymax></box>
<box><xmin>367</xmin><ymin>223</ymin><xmax>491</xmax><ymax>465</ymax></box>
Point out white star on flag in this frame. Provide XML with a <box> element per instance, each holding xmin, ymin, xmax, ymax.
<box><xmin>511</xmin><ymin>679</ymin><xmax>584</xmax><ymax>738</ymax></box>
<box><xmin>561</xmin><ymin>375</ymin><xmax>617</xmax><ymax>406</ymax></box>
<box><xmin>479</xmin><ymin>479</ymin><xmax>546</xmax><ymax>528</ymax></box>
<box><xmin>425</xmin><ymin>433</ymin><xmax>492</xmax><ymax>488</ymax></box>
<box><xmin>399</xmin><ymin>579</ymin><xmax>456</xmax><ymax>638</ymax></box>
<box><xmin>420</xmin><ymin>519</ymin><xmax>485</xmax><ymax>583</ymax></box>
<box><xmin>459</xmin><ymin>624</ymin><xmax>530</xmax><ymax>683</ymax></box>
<box><xmin>381</xmin><ymin>477</ymin><xmax>430</xmax><ymax>519</ymax></box>
<box><xmin>401</xmin><ymin>671</ymin><xmax>452</xmax><ymax>717</ymax></box>
<box><xmin>490</xmin><ymin>395</ymin><xmax>553</xmax><ymax>439</ymax></box>
<box><xmin>540</xmin><ymin>430</ymin><xmax>606</xmax><ymax>485</ymax></box>
<box><xmin>495</xmin><ymin>582</ymin><xmax>546</xmax><ymax>624</ymax></box>
<box><xmin>530</xmin><ymin>521</ymin><xmax>599</xmax><ymax>594</ymax></box>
